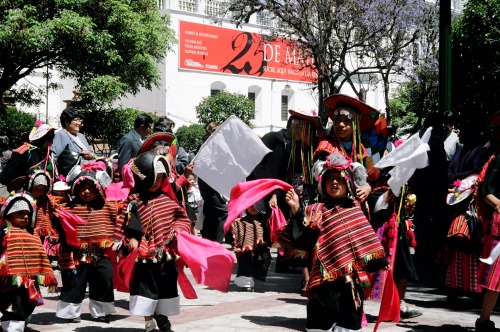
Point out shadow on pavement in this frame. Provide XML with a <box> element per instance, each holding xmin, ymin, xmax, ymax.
<box><xmin>241</xmin><ymin>315</ymin><xmax>305</xmax><ymax>331</ymax></box>
<box><xmin>395</xmin><ymin>323</ymin><xmax>473</xmax><ymax>331</ymax></box>
<box><xmin>75</xmin><ymin>328</ymin><xmax>143</xmax><ymax>331</ymax></box>
<box><xmin>277</xmin><ymin>297</ymin><xmax>308</xmax><ymax>305</ymax></box>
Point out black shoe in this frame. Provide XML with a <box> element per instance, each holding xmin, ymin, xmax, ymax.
<box><xmin>475</xmin><ymin>319</ymin><xmax>498</xmax><ymax>332</ymax></box>
<box><xmin>400</xmin><ymin>309</ymin><xmax>422</xmax><ymax>319</ymax></box>
<box><xmin>96</xmin><ymin>315</ymin><xmax>111</xmax><ymax>323</ymax></box>
<box><xmin>154</xmin><ymin>314</ymin><xmax>173</xmax><ymax>332</ymax></box>
<box><xmin>65</xmin><ymin>316</ymin><xmax>81</xmax><ymax>323</ymax></box>
<box><xmin>238</xmin><ymin>286</ymin><xmax>254</xmax><ymax>292</ymax></box>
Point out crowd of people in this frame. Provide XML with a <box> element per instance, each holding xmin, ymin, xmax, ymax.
<box><xmin>0</xmin><ymin>96</ymin><xmax>499</xmax><ymax>332</ymax></box>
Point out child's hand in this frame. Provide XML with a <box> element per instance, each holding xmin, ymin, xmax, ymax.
<box><xmin>183</xmin><ymin>162</ymin><xmax>194</xmax><ymax>178</ymax></box>
<box><xmin>285</xmin><ymin>189</ymin><xmax>300</xmax><ymax>215</ymax></box>
<box><xmin>128</xmin><ymin>238</ymin><xmax>139</xmax><ymax>251</ymax></box>
<box><xmin>269</xmin><ymin>194</ymin><xmax>278</xmax><ymax>209</ymax></box>
<box><xmin>356</xmin><ymin>183</ymin><xmax>371</xmax><ymax>201</ymax></box>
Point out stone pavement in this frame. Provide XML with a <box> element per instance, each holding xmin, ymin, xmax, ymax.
<box><xmin>25</xmin><ymin>248</ymin><xmax>499</xmax><ymax>332</ymax></box>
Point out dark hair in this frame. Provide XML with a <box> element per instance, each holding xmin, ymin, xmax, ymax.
<box><xmin>443</xmin><ymin>112</ymin><xmax>457</xmax><ymax>126</ymax></box>
<box><xmin>153</xmin><ymin>116</ymin><xmax>175</xmax><ymax>133</ymax></box>
<box><xmin>203</xmin><ymin>122</ymin><xmax>220</xmax><ymax>141</ymax></box>
<box><xmin>60</xmin><ymin>108</ymin><xmax>85</xmax><ymax>128</ymax></box>
<box><xmin>134</xmin><ymin>113</ymin><xmax>154</xmax><ymax>129</ymax></box>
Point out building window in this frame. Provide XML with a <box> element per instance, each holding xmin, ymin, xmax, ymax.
<box><xmin>248</xmin><ymin>92</ymin><xmax>256</xmax><ymax>111</ymax></box>
<box><xmin>178</xmin><ymin>0</ymin><xmax>197</xmax><ymax>12</ymax></box>
<box><xmin>256</xmin><ymin>11</ymin><xmax>272</xmax><ymax>26</ymax></box>
<box><xmin>281</xmin><ymin>95</ymin><xmax>288</xmax><ymax>121</ymax></box>
<box><xmin>211</xmin><ymin>89</ymin><xmax>221</xmax><ymax>96</ymax></box>
<box><xmin>205</xmin><ymin>0</ymin><xmax>226</xmax><ymax>17</ymax></box>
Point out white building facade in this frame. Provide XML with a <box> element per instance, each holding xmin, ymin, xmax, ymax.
<box><xmin>17</xmin><ymin>0</ymin><xmax>390</xmax><ymax>135</ymax></box>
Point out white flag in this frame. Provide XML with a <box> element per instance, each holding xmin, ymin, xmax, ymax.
<box><xmin>192</xmin><ymin>115</ymin><xmax>271</xmax><ymax>198</ymax></box>
<box><xmin>375</xmin><ymin>127</ymin><xmax>432</xmax><ymax>196</ymax></box>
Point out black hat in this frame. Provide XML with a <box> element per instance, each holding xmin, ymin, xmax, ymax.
<box><xmin>130</xmin><ymin>151</ymin><xmax>170</xmax><ymax>193</ymax></box>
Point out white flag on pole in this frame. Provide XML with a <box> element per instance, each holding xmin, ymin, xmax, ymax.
<box><xmin>192</xmin><ymin>115</ymin><xmax>271</xmax><ymax>198</ymax></box>
<box><xmin>375</xmin><ymin>127</ymin><xmax>432</xmax><ymax>196</ymax></box>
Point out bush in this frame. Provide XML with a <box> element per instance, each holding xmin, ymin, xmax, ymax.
<box><xmin>175</xmin><ymin>124</ymin><xmax>205</xmax><ymax>153</ymax></box>
<box><xmin>195</xmin><ymin>91</ymin><xmax>255</xmax><ymax>128</ymax></box>
<box><xmin>83</xmin><ymin>107</ymin><xmax>143</xmax><ymax>154</ymax></box>
<box><xmin>0</xmin><ymin>107</ymin><xmax>37</xmax><ymax>149</ymax></box>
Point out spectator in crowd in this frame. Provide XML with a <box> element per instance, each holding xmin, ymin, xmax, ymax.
<box><xmin>153</xmin><ymin>116</ymin><xmax>189</xmax><ymax>175</ymax></box>
<box><xmin>51</xmin><ymin>108</ymin><xmax>95</xmax><ymax>177</ymax></box>
<box><xmin>410</xmin><ymin>113</ymin><xmax>449</xmax><ymax>286</ymax></box>
<box><xmin>198</xmin><ymin>122</ymin><xmax>228</xmax><ymax>243</ymax></box>
<box><xmin>117</xmin><ymin>113</ymin><xmax>154</xmax><ymax>175</ymax></box>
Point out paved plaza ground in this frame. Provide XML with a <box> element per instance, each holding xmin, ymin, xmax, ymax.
<box><xmin>25</xmin><ymin>248</ymin><xmax>500</xmax><ymax>332</ymax></box>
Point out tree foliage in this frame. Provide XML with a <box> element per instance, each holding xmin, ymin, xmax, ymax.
<box><xmin>0</xmin><ymin>0</ymin><xmax>176</xmax><ymax>108</ymax></box>
<box><xmin>227</xmin><ymin>0</ymin><xmax>427</xmax><ymax>120</ymax></box>
<box><xmin>195</xmin><ymin>91</ymin><xmax>255</xmax><ymax>128</ymax></box>
<box><xmin>452</xmin><ymin>0</ymin><xmax>500</xmax><ymax>121</ymax></box>
<box><xmin>83</xmin><ymin>107</ymin><xmax>142</xmax><ymax>153</ymax></box>
<box><xmin>175</xmin><ymin>124</ymin><xmax>205</xmax><ymax>153</ymax></box>
<box><xmin>0</xmin><ymin>107</ymin><xmax>36</xmax><ymax>148</ymax></box>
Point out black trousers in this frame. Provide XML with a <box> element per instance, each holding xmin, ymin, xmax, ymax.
<box><xmin>130</xmin><ymin>259</ymin><xmax>178</xmax><ymax>300</ymax></box>
<box><xmin>59</xmin><ymin>257</ymin><xmax>114</xmax><ymax>304</ymax></box>
<box><xmin>0</xmin><ymin>287</ymin><xmax>37</xmax><ymax>322</ymax></box>
<box><xmin>306</xmin><ymin>280</ymin><xmax>363</xmax><ymax>331</ymax></box>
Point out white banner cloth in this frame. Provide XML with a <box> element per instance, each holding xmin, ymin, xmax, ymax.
<box><xmin>375</xmin><ymin>127</ymin><xmax>432</xmax><ymax>196</ymax></box>
<box><xmin>192</xmin><ymin>115</ymin><xmax>271</xmax><ymax>198</ymax></box>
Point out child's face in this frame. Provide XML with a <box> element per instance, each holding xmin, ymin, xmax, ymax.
<box><xmin>30</xmin><ymin>184</ymin><xmax>48</xmax><ymax>198</ymax></box>
<box><xmin>187</xmin><ymin>175</ymin><xmax>195</xmax><ymax>185</ymax></box>
<box><xmin>333</xmin><ymin>114</ymin><xmax>354</xmax><ymax>141</ymax></box>
<box><xmin>247</xmin><ymin>205</ymin><xmax>260</xmax><ymax>216</ymax></box>
<box><xmin>324</xmin><ymin>170</ymin><xmax>348</xmax><ymax>200</ymax></box>
<box><xmin>149</xmin><ymin>173</ymin><xmax>165</xmax><ymax>192</ymax></box>
<box><xmin>76</xmin><ymin>182</ymin><xmax>99</xmax><ymax>203</ymax></box>
<box><xmin>7</xmin><ymin>210</ymin><xmax>30</xmax><ymax>228</ymax></box>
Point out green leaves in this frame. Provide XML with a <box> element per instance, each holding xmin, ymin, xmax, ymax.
<box><xmin>195</xmin><ymin>91</ymin><xmax>256</xmax><ymax>128</ymax></box>
<box><xmin>0</xmin><ymin>0</ymin><xmax>176</xmax><ymax>107</ymax></box>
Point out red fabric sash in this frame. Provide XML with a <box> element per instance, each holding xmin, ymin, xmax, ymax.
<box><xmin>175</xmin><ymin>230</ymin><xmax>235</xmax><ymax>293</ymax></box>
<box><xmin>55</xmin><ymin>208</ymin><xmax>86</xmax><ymax>247</ymax></box>
<box><xmin>224</xmin><ymin>179</ymin><xmax>292</xmax><ymax>234</ymax></box>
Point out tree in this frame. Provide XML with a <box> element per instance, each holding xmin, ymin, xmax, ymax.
<box><xmin>195</xmin><ymin>91</ymin><xmax>255</xmax><ymax>128</ymax></box>
<box><xmin>452</xmin><ymin>0</ymin><xmax>500</xmax><ymax>121</ymax></box>
<box><xmin>0</xmin><ymin>107</ymin><xmax>36</xmax><ymax>148</ymax></box>
<box><xmin>175</xmin><ymin>124</ymin><xmax>205</xmax><ymax>153</ymax></box>
<box><xmin>389</xmin><ymin>2</ymin><xmax>440</xmax><ymax>129</ymax></box>
<box><xmin>227</xmin><ymin>0</ymin><xmax>427</xmax><ymax>120</ymax></box>
<box><xmin>83</xmin><ymin>107</ymin><xmax>142</xmax><ymax>153</ymax></box>
<box><xmin>0</xmin><ymin>1</ymin><xmax>176</xmax><ymax>109</ymax></box>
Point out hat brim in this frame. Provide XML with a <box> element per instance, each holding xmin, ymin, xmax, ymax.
<box><xmin>289</xmin><ymin>110</ymin><xmax>323</xmax><ymax>130</ymax></box>
<box><xmin>324</xmin><ymin>94</ymin><xmax>379</xmax><ymax>132</ymax></box>
<box><xmin>138</xmin><ymin>132</ymin><xmax>176</xmax><ymax>155</ymax></box>
<box><xmin>447</xmin><ymin>189</ymin><xmax>474</xmax><ymax>205</ymax></box>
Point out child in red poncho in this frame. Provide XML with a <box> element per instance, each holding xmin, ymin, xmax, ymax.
<box><xmin>0</xmin><ymin>191</ymin><xmax>57</xmax><ymax>332</ymax></box>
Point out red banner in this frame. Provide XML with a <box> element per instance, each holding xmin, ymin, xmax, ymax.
<box><xmin>179</xmin><ymin>21</ymin><xmax>318</xmax><ymax>83</ymax></box>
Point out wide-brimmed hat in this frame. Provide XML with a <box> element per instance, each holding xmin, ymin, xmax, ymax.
<box><xmin>29</xmin><ymin>123</ymin><xmax>55</xmax><ymax>142</ymax></box>
<box><xmin>446</xmin><ymin>174</ymin><xmax>478</xmax><ymax>205</ymax></box>
<box><xmin>138</xmin><ymin>132</ymin><xmax>177</xmax><ymax>157</ymax></box>
<box><xmin>324</xmin><ymin>94</ymin><xmax>379</xmax><ymax>132</ymax></box>
<box><xmin>289</xmin><ymin>109</ymin><xmax>323</xmax><ymax>130</ymax></box>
